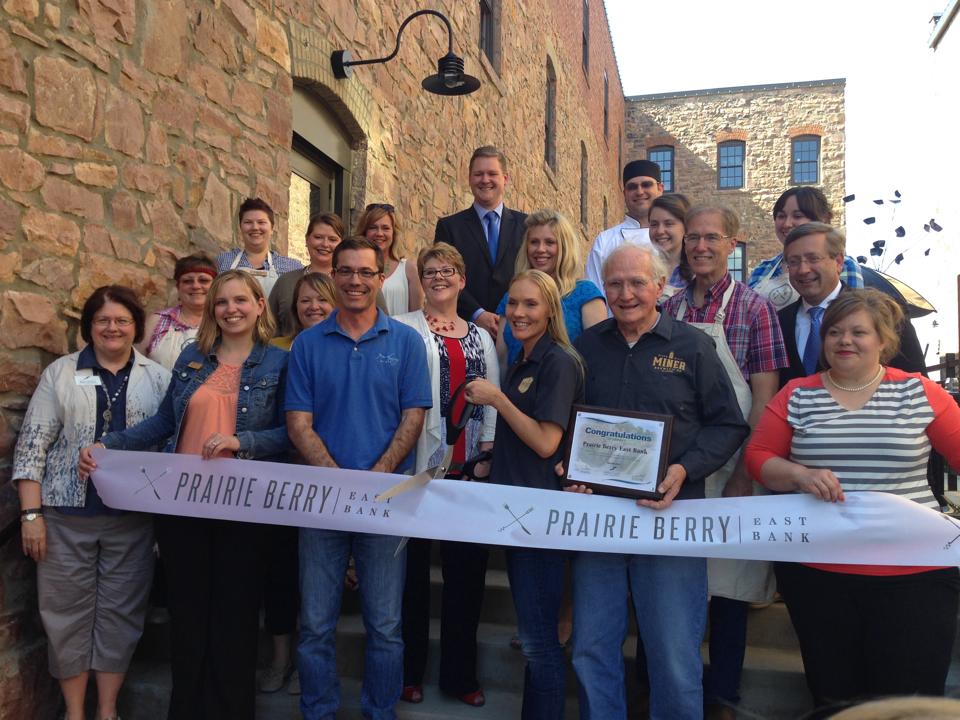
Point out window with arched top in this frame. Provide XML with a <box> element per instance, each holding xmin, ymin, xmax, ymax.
<box><xmin>717</xmin><ymin>140</ymin><xmax>745</xmax><ymax>189</ymax></box>
<box><xmin>792</xmin><ymin>135</ymin><xmax>820</xmax><ymax>185</ymax></box>
<box><xmin>580</xmin><ymin>142</ymin><xmax>588</xmax><ymax>228</ymax></box>
<box><xmin>582</xmin><ymin>1</ymin><xmax>590</xmax><ymax>73</ymax></box>
<box><xmin>603</xmin><ymin>71</ymin><xmax>609</xmax><ymax>138</ymax></box>
<box><xmin>545</xmin><ymin>58</ymin><xmax>557</xmax><ymax>171</ymax></box>
<box><xmin>648</xmin><ymin>146</ymin><xmax>674</xmax><ymax>192</ymax></box>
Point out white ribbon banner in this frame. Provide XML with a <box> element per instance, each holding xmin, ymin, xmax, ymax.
<box><xmin>91</xmin><ymin>449</ymin><xmax>960</xmax><ymax>566</ymax></box>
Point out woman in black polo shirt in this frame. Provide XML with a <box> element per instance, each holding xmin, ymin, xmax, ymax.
<box><xmin>466</xmin><ymin>269</ymin><xmax>583</xmax><ymax>720</ymax></box>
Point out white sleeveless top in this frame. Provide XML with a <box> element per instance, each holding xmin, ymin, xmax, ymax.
<box><xmin>382</xmin><ymin>258</ymin><xmax>410</xmax><ymax>316</ymax></box>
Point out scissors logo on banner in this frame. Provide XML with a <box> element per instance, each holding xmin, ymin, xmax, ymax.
<box><xmin>941</xmin><ymin>513</ymin><xmax>960</xmax><ymax>551</ymax></box>
<box><xmin>136</xmin><ymin>466</ymin><xmax>168</xmax><ymax>501</ymax></box>
<box><xmin>500</xmin><ymin>504</ymin><xmax>534</xmax><ymax>535</ymax></box>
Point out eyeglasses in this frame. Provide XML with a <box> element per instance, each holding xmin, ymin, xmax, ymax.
<box><xmin>625</xmin><ymin>180</ymin><xmax>658</xmax><ymax>191</ymax></box>
<box><xmin>93</xmin><ymin>317</ymin><xmax>135</xmax><ymax>327</ymax></box>
<box><xmin>604</xmin><ymin>278</ymin><xmax>651</xmax><ymax>295</ymax></box>
<box><xmin>785</xmin><ymin>254</ymin><xmax>830</xmax><ymax>269</ymax></box>
<box><xmin>365</xmin><ymin>203</ymin><xmax>395</xmax><ymax>212</ymax></box>
<box><xmin>422</xmin><ymin>267</ymin><xmax>458</xmax><ymax>279</ymax></box>
<box><xmin>334</xmin><ymin>267</ymin><xmax>381</xmax><ymax>280</ymax></box>
<box><xmin>683</xmin><ymin>234</ymin><xmax>732</xmax><ymax>246</ymax></box>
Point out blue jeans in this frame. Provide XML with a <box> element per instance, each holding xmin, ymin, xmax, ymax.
<box><xmin>298</xmin><ymin>529</ymin><xmax>406</xmax><ymax>720</ymax></box>
<box><xmin>505</xmin><ymin>546</ymin><xmax>568</xmax><ymax>720</ymax></box>
<box><xmin>571</xmin><ymin>552</ymin><xmax>707</xmax><ymax>720</ymax></box>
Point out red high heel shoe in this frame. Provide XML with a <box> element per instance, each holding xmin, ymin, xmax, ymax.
<box><xmin>400</xmin><ymin>685</ymin><xmax>423</xmax><ymax>703</ymax></box>
<box><xmin>459</xmin><ymin>689</ymin><xmax>486</xmax><ymax>707</ymax></box>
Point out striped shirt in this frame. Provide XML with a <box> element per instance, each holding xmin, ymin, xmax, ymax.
<box><xmin>746</xmin><ymin>367</ymin><xmax>960</xmax><ymax>575</ymax></box>
<box><xmin>661</xmin><ymin>272</ymin><xmax>788</xmax><ymax>381</ymax></box>
<box><xmin>215</xmin><ymin>248</ymin><xmax>303</xmax><ymax>275</ymax></box>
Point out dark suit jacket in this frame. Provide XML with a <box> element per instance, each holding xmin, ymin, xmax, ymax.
<box><xmin>777</xmin><ymin>289</ymin><xmax>927</xmax><ymax>388</ymax></box>
<box><xmin>434</xmin><ymin>206</ymin><xmax>527</xmax><ymax>320</ymax></box>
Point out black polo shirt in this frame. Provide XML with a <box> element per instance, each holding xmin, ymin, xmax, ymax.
<box><xmin>491</xmin><ymin>333</ymin><xmax>584</xmax><ymax>490</ymax></box>
<box><xmin>573</xmin><ymin>314</ymin><xmax>749</xmax><ymax>499</ymax></box>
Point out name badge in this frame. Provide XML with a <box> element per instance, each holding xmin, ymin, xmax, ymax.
<box><xmin>75</xmin><ymin>374</ymin><xmax>102</xmax><ymax>386</ymax></box>
<box><xmin>187</xmin><ymin>361</ymin><xmax>203</xmax><ymax>370</ymax></box>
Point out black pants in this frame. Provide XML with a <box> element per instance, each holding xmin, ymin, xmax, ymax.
<box><xmin>401</xmin><ymin>537</ymin><xmax>488</xmax><ymax>694</ymax></box>
<box><xmin>156</xmin><ymin>515</ymin><xmax>265</xmax><ymax>720</ymax></box>
<box><xmin>262</xmin><ymin>524</ymin><xmax>299</xmax><ymax>636</ymax></box>
<box><xmin>775</xmin><ymin>562</ymin><xmax>960</xmax><ymax>712</ymax></box>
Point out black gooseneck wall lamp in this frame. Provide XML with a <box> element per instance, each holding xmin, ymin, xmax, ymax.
<box><xmin>331</xmin><ymin>9</ymin><xmax>481</xmax><ymax>96</ymax></box>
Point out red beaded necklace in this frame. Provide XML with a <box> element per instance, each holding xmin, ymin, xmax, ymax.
<box><xmin>425</xmin><ymin>312</ymin><xmax>457</xmax><ymax>334</ymax></box>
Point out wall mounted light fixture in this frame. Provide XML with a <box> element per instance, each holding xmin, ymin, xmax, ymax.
<box><xmin>331</xmin><ymin>9</ymin><xmax>481</xmax><ymax>96</ymax></box>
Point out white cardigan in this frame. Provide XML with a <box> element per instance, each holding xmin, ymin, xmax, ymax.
<box><xmin>12</xmin><ymin>350</ymin><xmax>171</xmax><ymax>507</ymax></box>
<box><xmin>393</xmin><ymin>311</ymin><xmax>499</xmax><ymax>474</ymax></box>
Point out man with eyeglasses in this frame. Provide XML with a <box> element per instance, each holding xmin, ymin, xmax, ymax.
<box><xmin>585</xmin><ymin>159</ymin><xmax>663</xmax><ymax>292</ymax></box>
<box><xmin>569</xmin><ymin>242</ymin><xmax>749</xmax><ymax>720</ymax></box>
<box><xmin>661</xmin><ymin>205</ymin><xmax>788</xmax><ymax>720</ymax></box>
<box><xmin>285</xmin><ymin>236</ymin><xmax>432</xmax><ymax>720</ymax></box>
<box><xmin>777</xmin><ymin>222</ymin><xmax>925</xmax><ymax>388</ymax></box>
<box><xmin>434</xmin><ymin>146</ymin><xmax>527</xmax><ymax>337</ymax></box>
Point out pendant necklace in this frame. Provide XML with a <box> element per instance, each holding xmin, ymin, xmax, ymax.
<box><xmin>99</xmin><ymin>372</ymin><xmax>130</xmax><ymax>426</ymax></box>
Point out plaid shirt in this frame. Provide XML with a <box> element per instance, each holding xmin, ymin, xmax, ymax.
<box><xmin>146</xmin><ymin>306</ymin><xmax>195</xmax><ymax>355</ymax></box>
<box><xmin>747</xmin><ymin>253</ymin><xmax>864</xmax><ymax>289</ymax></box>
<box><xmin>662</xmin><ymin>272</ymin><xmax>788</xmax><ymax>381</ymax></box>
<box><xmin>215</xmin><ymin>248</ymin><xmax>303</xmax><ymax>275</ymax></box>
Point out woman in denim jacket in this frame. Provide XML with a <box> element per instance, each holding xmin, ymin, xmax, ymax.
<box><xmin>81</xmin><ymin>270</ymin><xmax>289</xmax><ymax>720</ymax></box>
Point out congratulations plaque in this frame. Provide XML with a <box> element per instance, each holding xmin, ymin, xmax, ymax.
<box><xmin>563</xmin><ymin>405</ymin><xmax>672</xmax><ymax>500</ymax></box>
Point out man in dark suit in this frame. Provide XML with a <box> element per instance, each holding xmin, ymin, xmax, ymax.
<box><xmin>434</xmin><ymin>146</ymin><xmax>527</xmax><ymax>336</ymax></box>
<box><xmin>777</xmin><ymin>222</ymin><xmax>926</xmax><ymax>388</ymax></box>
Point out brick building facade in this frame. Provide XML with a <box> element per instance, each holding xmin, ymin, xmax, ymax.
<box><xmin>625</xmin><ymin>79</ymin><xmax>846</xmax><ymax>271</ymax></box>
<box><xmin>0</xmin><ymin>1</ymin><xmax>625</xmax><ymax>716</ymax></box>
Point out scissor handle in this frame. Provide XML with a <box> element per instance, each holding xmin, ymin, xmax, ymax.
<box><xmin>445</xmin><ymin>377</ymin><xmax>478</xmax><ymax>443</ymax></box>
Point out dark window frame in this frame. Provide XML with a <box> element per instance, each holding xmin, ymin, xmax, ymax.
<box><xmin>727</xmin><ymin>240</ymin><xmax>747</xmax><ymax>282</ymax></box>
<box><xmin>581</xmin><ymin>0</ymin><xmax>590</xmax><ymax>74</ymax></box>
<box><xmin>478</xmin><ymin>0</ymin><xmax>500</xmax><ymax>72</ymax></box>
<box><xmin>580</xmin><ymin>142</ymin><xmax>588</xmax><ymax>228</ymax></box>
<box><xmin>791</xmin><ymin>135</ymin><xmax>820</xmax><ymax>185</ymax></box>
<box><xmin>602</xmin><ymin>71</ymin><xmax>609</xmax><ymax>138</ymax></box>
<box><xmin>544</xmin><ymin>58</ymin><xmax>557</xmax><ymax>171</ymax></box>
<box><xmin>717</xmin><ymin>140</ymin><xmax>745</xmax><ymax>190</ymax></box>
<box><xmin>648</xmin><ymin>145</ymin><xmax>674</xmax><ymax>192</ymax></box>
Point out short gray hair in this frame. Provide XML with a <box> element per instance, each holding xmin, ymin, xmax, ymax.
<box><xmin>602</xmin><ymin>242</ymin><xmax>669</xmax><ymax>285</ymax></box>
<box><xmin>784</xmin><ymin>222</ymin><xmax>846</xmax><ymax>258</ymax></box>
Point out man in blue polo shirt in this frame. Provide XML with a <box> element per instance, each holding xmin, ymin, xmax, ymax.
<box><xmin>286</xmin><ymin>236</ymin><xmax>431</xmax><ymax>720</ymax></box>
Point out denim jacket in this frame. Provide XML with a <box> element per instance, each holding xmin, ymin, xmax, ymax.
<box><xmin>102</xmin><ymin>342</ymin><xmax>289</xmax><ymax>460</ymax></box>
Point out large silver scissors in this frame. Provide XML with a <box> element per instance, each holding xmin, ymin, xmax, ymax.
<box><xmin>375</xmin><ymin>378</ymin><xmax>477</xmax><ymax>502</ymax></box>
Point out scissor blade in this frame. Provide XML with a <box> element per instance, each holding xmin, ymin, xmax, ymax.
<box><xmin>374</xmin><ymin>469</ymin><xmax>434</xmax><ymax>502</ymax></box>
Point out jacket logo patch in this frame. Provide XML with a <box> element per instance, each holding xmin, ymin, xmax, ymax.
<box><xmin>651</xmin><ymin>352</ymin><xmax>687</xmax><ymax>373</ymax></box>
<box><xmin>518</xmin><ymin>377</ymin><xmax>534</xmax><ymax>393</ymax></box>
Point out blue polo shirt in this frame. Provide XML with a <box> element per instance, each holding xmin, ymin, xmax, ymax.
<box><xmin>285</xmin><ymin>309</ymin><xmax>432</xmax><ymax>472</ymax></box>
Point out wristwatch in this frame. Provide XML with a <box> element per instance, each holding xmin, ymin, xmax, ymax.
<box><xmin>21</xmin><ymin>508</ymin><xmax>43</xmax><ymax>522</ymax></box>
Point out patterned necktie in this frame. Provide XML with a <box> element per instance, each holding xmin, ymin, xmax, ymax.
<box><xmin>802</xmin><ymin>306</ymin><xmax>824</xmax><ymax>375</ymax></box>
<box><xmin>484</xmin><ymin>211</ymin><xmax>499</xmax><ymax>263</ymax></box>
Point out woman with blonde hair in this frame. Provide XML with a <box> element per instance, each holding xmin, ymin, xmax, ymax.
<box><xmin>466</xmin><ymin>270</ymin><xmax>584</xmax><ymax>719</ymax></box>
<box><xmin>354</xmin><ymin>203</ymin><xmax>423</xmax><ymax>314</ymax></box>
<box><xmin>79</xmin><ymin>269</ymin><xmax>290</xmax><ymax>720</ymax></box>
<box><xmin>495</xmin><ymin>209</ymin><xmax>605</xmax><ymax>365</ymax></box>
<box><xmin>272</xmin><ymin>272</ymin><xmax>338</xmax><ymax>350</ymax></box>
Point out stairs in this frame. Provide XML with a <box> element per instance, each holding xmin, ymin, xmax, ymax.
<box><xmin>115</xmin><ymin>547</ymin><xmax>960</xmax><ymax>719</ymax></box>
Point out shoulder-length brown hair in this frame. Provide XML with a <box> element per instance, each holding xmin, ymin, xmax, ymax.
<box><xmin>353</xmin><ymin>205</ymin><xmax>400</xmax><ymax>262</ymax></box>
<box><xmin>195</xmin><ymin>269</ymin><xmax>276</xmax><ymax>354</ymax></box>
<box><xmin>820</xmin><ymin>288</ymin><xmax>903</xmax><ymax>366</ymax></box>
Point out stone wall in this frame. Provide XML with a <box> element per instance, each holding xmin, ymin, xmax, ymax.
<box><xmin>0</xmin><ymin>1</ymin><xmax>624</xmax><ymax>717</ymax></box>
<box><xmin>625</xmin><ymin>80</ymin><xmax>846</xmax><ymax>267</ymax></box>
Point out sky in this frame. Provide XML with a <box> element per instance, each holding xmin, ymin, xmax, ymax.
<box><xmin>606</xmin><ymin>0</ymin><xmax>959</xmax><ymax>358</ymax></box>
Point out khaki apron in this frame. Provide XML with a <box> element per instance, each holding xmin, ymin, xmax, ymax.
<box><xmin>150</xmin><ymin>324</ymin><xmax>198</xmax><ymax>371</ymax></box>
<box><xmin>675</xmin><ymin>283</ymin><xmax>776</xmax><ymax>602</ymax></box>
<box><xmin>752</xmin><ymin>257</ymin><xmax>798</xmax><ymax>312</ymax></box>
<box><xmin>230</xmin><ymin>251</ymin><xmax>280</xmax><ymax>297</ymax></box>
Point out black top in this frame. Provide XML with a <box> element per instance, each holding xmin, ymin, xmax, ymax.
<box><xmin>60</xmin><ymin>345</ymin><xmax>133</xmax><ymax>516</ymax></box>
<box><xmin>573</xmin><ymin>314</ymin><xmax>750</xmax><ymax>499</ymax></box>
<box><xmin>434</xmin><ymin>206</ymin><xmax>527</xmax><ymax>320</ymax></box>
<box><xmin>777</xmin><ymin>287</ymin><xmax>927</xmax><ymax>389</ymax></box>
<box><xmin>491</xmin><ymin>333</ymin><xmax>584</xmax><ymax>490</ymax></box>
